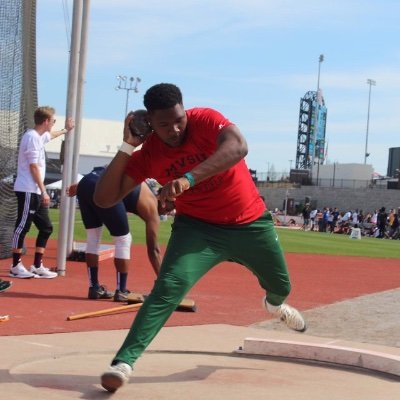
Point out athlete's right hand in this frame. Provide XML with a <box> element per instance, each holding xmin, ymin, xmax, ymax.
<box><xmin>158</xmin><ymin>177</ymin><xmax>190</xmax><ymax>207</ymax></box>
<box><xmin>123</xmin><ymin>112</ymin><xmax>148</xmax><ymax>147</ymax></box>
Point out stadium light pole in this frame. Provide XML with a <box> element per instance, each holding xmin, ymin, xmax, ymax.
<box><xmin>311</xmin><ymin>54</ymin><xmax>324</xmax><ymax>181</ymax></box>
<box><xmin>116</xmin><ymin>75</ymin><xmax>141</xmax><ymax>116</ymax></box>
<box><xmin>283</xmin><ymin>189</ymin><xmax>288</xmax><ymax>225</ymax></box>
<box><xmin>364</xmin><ymin>78</ymin><xmax>376</xmax><ymax>164</ymax></box>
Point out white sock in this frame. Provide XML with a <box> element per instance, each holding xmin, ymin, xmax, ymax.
<box><xmin>266</xmin><ymin>301</ymin><xmax>281</xmax><ymax>314</ymax></box>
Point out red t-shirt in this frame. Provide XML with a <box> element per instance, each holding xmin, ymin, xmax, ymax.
<box><xmin>125</xmin><ymin>107</ymin><xmax>265</xmax><ymax>224</ymax></box>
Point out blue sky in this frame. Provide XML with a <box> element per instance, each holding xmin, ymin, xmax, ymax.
<box><xmin>36</xmin><ymin>0</ymin><xmax>400</xmax><ymax>176</ymax></box>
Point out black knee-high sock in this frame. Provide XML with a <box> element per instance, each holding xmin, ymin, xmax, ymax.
<box><xmin>12</xmin><ymin>253</ymin><xmax>21</xmax><ymax>267</ymax></box>
<box><xmin>33</xmin><ymin>252</ymin><xmax>43</xmax><ymax>268</ymax></box>
<box><xmin>88</xmin><ymin>267</ymin><xmax>99</xmax><ymax>288</ymax></box>
<box><xmin>117</xmin><ymin>272</ymin><xmax>128</xmax><ymax>292</ymax></box>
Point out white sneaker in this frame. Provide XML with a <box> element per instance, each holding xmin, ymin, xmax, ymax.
<box><xmin>9</xmin><ymin>262</ymin><xmax>35</xmax><ymax>279</ymax></box>
<box><xmin>30</xmin><ymin>264</ymin><xmax>58</xmax><ymax>279</ymax></box>
<box><xmin>263</xmin><ymin>296</ymin><xmax>307</xmax><ymax>332</ymax></box>
<box><xmin>101</xmin><ymin>362</ymin><xmax>132</xmax><ymax>393</ymax></box>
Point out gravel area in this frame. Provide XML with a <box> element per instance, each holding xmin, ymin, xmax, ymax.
<box><xmin>252</xmin><ymin>288</ymin><xmax>400</xmax><ymax>348</ymax></box>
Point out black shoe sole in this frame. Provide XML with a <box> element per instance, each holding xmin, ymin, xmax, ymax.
<box><xmin>0</xmin><ymin>281</ymin><xmax>12</xmax><ymax>293</ymax></box>
<box><xmin>88</xmin><ymin>295</ymin><xmax>115</xmax><ymax>300</ymax></box>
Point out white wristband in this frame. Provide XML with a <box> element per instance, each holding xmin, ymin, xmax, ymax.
<box><xmin>119</xmin><ymin>141</ymin><xmax>135</xmax><ymax>155</ymax></box>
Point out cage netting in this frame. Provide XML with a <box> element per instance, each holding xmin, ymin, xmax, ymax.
<box><xmin>0</xmin><ymin>0</ymin><xmax>37</xmax><ymax>258</ymax></box>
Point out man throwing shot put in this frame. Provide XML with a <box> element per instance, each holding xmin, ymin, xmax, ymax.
<box><xmin>94</xmin><ymin>83</ymin><xmax>307</xmax><ymax>393</ymax></box>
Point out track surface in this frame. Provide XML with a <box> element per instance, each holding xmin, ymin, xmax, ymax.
<box><xmin>1</xmin><ymin>239</ymin><xmax>399</xmax><ymax>336</ymax></box>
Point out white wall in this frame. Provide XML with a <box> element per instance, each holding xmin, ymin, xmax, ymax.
<box><xmin>314</xmin><ymin>163</ymin><xmax>374</xmax><ymax>180</ymax></box>
<box><xmin>45</xmin><ymin>116</ymin><xmax>123</xmax><ymax>174</ymax></box>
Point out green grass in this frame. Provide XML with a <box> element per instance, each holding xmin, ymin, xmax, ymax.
<box><xmin>27</xmin><ymin>210</ymin><xmax>399</xmax><ymax>259</ymax></box>
<box><xmin>276</xmin><ymin>228</ymin><xmax>399</xmax><ymax>259</ymax></box>
<box><xmin>27</xmin><ymin>208</ymin><xmax>173</xmax><ymax>244</ymax></box>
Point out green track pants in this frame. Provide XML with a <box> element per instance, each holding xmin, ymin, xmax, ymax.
<box><xmin>113</xmin><ymin>211</ymin><xmax>291</xmax><ymax>366</ymax></box>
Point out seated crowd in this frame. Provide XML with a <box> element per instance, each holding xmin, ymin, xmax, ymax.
<box><xmin>300</xmin><ymin>205</ymin><xmax>400</xmax><ymax>239</ymax></box>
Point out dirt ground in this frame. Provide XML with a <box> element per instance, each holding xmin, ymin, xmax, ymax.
<box><xmin>252</xmin><ymin>288</ymin><xmax>400</xmax><ymax>348</ymax></box>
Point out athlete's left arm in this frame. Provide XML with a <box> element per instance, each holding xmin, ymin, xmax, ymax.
<box><xmin>158</xmin><ymin>124</ymin><xmax>247</xmax><ymax>204</ymax></box>
<box><xmin>190</xmin><ymin>124</ymin><xmax>248</xmax><ymax>184</ymax></box>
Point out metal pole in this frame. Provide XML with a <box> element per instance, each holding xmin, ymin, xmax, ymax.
<box><xmin>283</xmin><ymin>189</ymin><xmax>288</xmax><ymax>226</ymax></box>
<box><xmin>364</xmin><ymin>79</ymin><xmax>376</xmax><ymax>164</ymax></box>
<box><xmin>125</xmin><ymin>89</ymin><xmax>129</xmax><ymax>116</ymax></box>
<box><xmin>57</xmin><ymin>0</ymin><xmax>83</xmax><ymax>276</ymax></box>
<box><xmin>116</xmin><ymin>76</ymin><xmax>141</xmax><ymax>118</ymax></box>
<box><xmin>67</xmin><ymin>0</ymin><xmax>91</xmax><ymax>253</ymax></box>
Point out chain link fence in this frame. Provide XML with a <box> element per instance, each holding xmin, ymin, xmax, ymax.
<box><xmin>0</xmin><ymin>0</ymin><xmax>37</xmax><ymax>258</ymax></box>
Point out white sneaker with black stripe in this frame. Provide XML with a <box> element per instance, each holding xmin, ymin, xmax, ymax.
<box><xmin>30</xmin><ymin>264</ymin><xmax>58</xmax><ymax>279</ymax></box>
<box><xmin>9</xmin><ymin>262</ymin><xmax>35</xmax><ymax>279</ymax></box>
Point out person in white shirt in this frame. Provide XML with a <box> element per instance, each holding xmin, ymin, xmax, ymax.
<box><xmin>371</xmin><ymin>210</ymin><xmax>378</xmax><ymax>225</ymax></box>
<box><xmin>350</xmin><ymin>224</ymin><xmax>362</xmax><ymax>239</ymax></box>
<box><xmin>309</xmin><ymin>208</ymin><xmax>318</xmax><ymax>231</ymax></box>
<box><xmin>342</xmin><ymin>211</ymin><xmax>351</xmax><ymax>222</ymax></box>
<box><xmin>352</xmin><ymin>210</ymin><xmax>359</xmax><ymax>224</ymax></box>
<box><xmin>10</xmin><ymin>106</ymin><xmax>74</xmax><ymax>279</ymax></box>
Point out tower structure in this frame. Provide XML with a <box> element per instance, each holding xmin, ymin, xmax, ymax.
<box><xmin>295</xmin><ymin>90</ymin><xmax>327</xmax><ymax>171</ymax></box>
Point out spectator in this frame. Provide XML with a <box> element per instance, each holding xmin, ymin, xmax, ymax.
<box><xmin>301</xmin><ymin>203</ymin><xmax>311</xmax><ymax>230</ymax></box>
<box><xmin>10</xmin><ymin>106</ymin><xmax>74</xmax><ymax>279</ymax></box>
<box><xmin>388</xmin><ymin>212</ymin><xmax>399</xmax><ymax>239</ymax></box>
<box><xmin>342</xmin><ymin>210</ymin><xmax>351</xmax><ymax>223</ymax></box>
<box><xmin>358</xmin><ymin>209</ymin><xmax>364</xmax><ymax>224</ymax></box>
<box><xmin>350</xmin><ymin>223</ymin><xmax>362</xmax><ymax>239</ymax></box>
<box><xmin>316</xmin><ymin>209</ymin><xmax>324</xmax><ymax>232</ymax></box>
<box><xmin>364</xmin><ymin>211</ymin><xmax>372</xmax><ymax>224</ymax></box>
<box><xmin>327</xmin><ymin>208</ymin><xmax>335</xmax><ymax>233</ymax></box>
<box><xmin>388</xmin><ymin>209</ymin><xmax>395</xmax><ymax>227</ymax></box>
<box><xmin>331</xmin><ymin>207</ymin><xmax>340</xmax><ymax>232</ymax></box>
<box><xmin>352</xmin><ymin>209</ymin><xmax>359</xmax><ymax>224</ymax></box>
<box><xmin>371</xmin><ymin>210</ymin><xmax>378</xmax><ymax>225</ymax></box>
<box><xmin>377</xmin><ymin>207</ymin><xmax>388</xmax><ymax>238</ymax></box>
<box><xmin>310</xmin><ymin>207</ymin><xmax>318</xmax><ymax>231</ymax></box>
<box><xmin>321</xmin><ymin>207</ymin><xmax>329</xmax><ymax>232</ymax></box>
